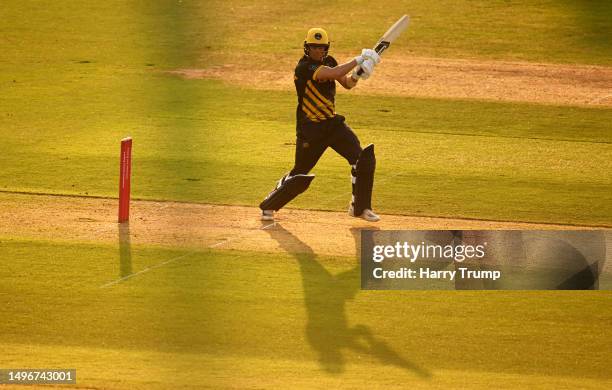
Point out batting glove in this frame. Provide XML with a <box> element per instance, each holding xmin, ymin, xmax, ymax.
<box><xmin>361</xmin><ymin>48</ymin><xmax>381</xmax><ymax>64</ymax></box>
<box><xmin>352</xmin><ymin>58</ymin><xmax>375</xmax><ymax>80</ymax></box>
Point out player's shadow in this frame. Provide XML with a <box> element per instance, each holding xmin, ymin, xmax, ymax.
<box><xmin>265</xmin><ymin>223</ymin><xmax>431</xmax><ymax>378</ymax></box>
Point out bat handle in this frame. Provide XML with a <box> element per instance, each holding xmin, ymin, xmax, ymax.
<box><xmin>356</xmin><ymin>43</ymin><xmax>389</xmax><ymax>76</ymax></box>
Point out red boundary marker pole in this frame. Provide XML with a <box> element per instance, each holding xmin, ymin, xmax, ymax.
<box><xmin>118</xmin><ymin>137</ymin><xmax>132</xmax><ymax>223</ymax></box>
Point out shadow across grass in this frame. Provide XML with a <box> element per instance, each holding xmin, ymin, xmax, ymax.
<box><xmin>266</xmin><ymin>223</ymin><xmax>431</xmax><ymax>377</ymax></box>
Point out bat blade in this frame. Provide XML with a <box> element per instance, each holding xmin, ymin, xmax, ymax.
<box><xmin>381</xmin><ymin>15</ymin><xmax>410</xmax><ymax>44</ymax></box>
<box><xmin>356</xmin><ymin>15</ymin><xmax>410</xmax><ymax>76</ymax></box>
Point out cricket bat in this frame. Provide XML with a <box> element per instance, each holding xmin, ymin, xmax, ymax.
<box><xmin>357</xmin><ymin>15</ymin><xmax>410</xmax><ymax>76</ymax></box>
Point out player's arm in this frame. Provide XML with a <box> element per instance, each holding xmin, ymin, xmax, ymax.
<box><xmin>315</xmin><ymin>49</ymin><xmax>380</xmax><ymax>87</ymax></box>
<box><xmin>337</xmin><ymin>74</ymin><xmax>359</xmax><ymax>90</ymax></box>
<box><xmin>333</xmin><ymin>57</ymin><xmax>377</xmax><ymax>89</ymax></box>
<box><xmin>314</xmin><ymin>59</ymin><xmax>360</xmax><ymax>82</ymax></box>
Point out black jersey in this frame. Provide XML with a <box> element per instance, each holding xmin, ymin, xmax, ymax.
<box><xmin>294</xmin><ymin>55</ymin><xmax>337</xmax><ymax>125</ymax></box>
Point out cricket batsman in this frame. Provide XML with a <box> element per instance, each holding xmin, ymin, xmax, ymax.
<box><xmin>259</xmin><ymin>27</ymin><xmax>381</xmax><ymax>222</ymax></box>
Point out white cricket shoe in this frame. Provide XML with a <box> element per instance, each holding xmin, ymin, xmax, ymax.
<box><xmin>348</xmin><ymin>205</ymin><xmax>380</xmax><ymax>222</ymax></box>
<box><xmin>261</xmin><ymin>209</ymin><xmax>275</xmax><ymax>221</ymax></box>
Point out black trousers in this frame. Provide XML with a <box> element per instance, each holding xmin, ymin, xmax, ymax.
<box><xmin>290</xmin><ymin>115</ymin><xmax>362</xmax><ymax>176</ymax></box>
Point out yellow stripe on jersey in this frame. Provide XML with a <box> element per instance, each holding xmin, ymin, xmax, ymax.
<box><xmin>306</xmin><ymin>80</ymin><xmax>335</xmax><ymax>111</ymax></box>
<box><xmin>304</xmin><ymin>88</ymin><xmax>334</xmax><ymax>117</ymax></box>
<box><xmin>301</xmin><ymin>106</ymin><xmax>320</xmax><ymax>122</ymax></box>
<box><xmin>302</xmin><ymin>98</ymin><xmax>327</xmax><ymax>120</ymax></box>
<box><xmin>302</xmin><ymin>105</ymin><xmax>321</xmax><ymax>122</ymax></box>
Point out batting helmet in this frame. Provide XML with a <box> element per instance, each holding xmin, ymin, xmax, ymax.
<box><xmin>304</xmin><ymin>27</ymin><xmax>330</xmax><ymax>58</ymax></box>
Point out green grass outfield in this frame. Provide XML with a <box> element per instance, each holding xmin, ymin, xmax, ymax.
<box><xmin>2</xmin><ymin>1</ymin><xmax>612</xmax><ymax>388</ymax></box>
<box><xmin>2</xmin><ymin>79</ymin><xmax>611</xmax><ymax>225</ymax></box>
<box><xmin>2</xmin><ymin>2</ymin><xmax>611</xmax><ymax>225</ymax></box>
<box><xmin>2</xmin><ymin>238</ymin><xmax>612</xmax><ymax>388</ymax></box>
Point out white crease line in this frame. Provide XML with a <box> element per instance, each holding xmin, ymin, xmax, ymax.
<box><xmin>99</xmin><ymin>221</ymin><xmax>277</xmax><ymax>288</ymax></box>
<box><xmin>99</xmin><ymin>252</ymin><xmax>194</xmax><ymax>289</ymax></box>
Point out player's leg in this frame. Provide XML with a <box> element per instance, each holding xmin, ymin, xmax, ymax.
<box><xmin>290</xmin><ymin>136</ymin><xmax>328</xmax><ymax>176</ymax></box>
<box><xmin>259</xmin><ymin>136</ymin><xmax>327</xmax><ymax>220</ymax></box>
<box><xmin>329</xmin><ymin>121</ymin><xmax>379</xmax><ymax>222</ymax></box>
<box><xmin>351</xmin><ymin>144</ymin><xmax>378</xmax><ymax>221</ymax></box>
